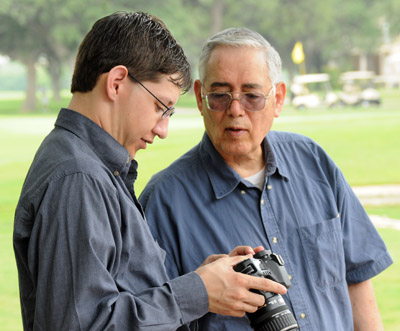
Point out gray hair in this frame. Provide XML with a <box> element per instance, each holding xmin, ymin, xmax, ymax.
<box><xmin>198</xmin><ymin>27</ymin><xmax>282</xmax><ymax>85</ymax></box>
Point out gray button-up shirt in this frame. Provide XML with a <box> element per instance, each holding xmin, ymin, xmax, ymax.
<box><xmin>14</xmin><ymin>108</ymin><xmax>208</xmax><ymax>330</ymax></box>
<box><xmin>140</xmin><ymin>132</ymin><xmax>393</xmax><ymax>331</ymax></box>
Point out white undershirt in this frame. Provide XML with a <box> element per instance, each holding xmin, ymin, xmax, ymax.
<box><xmin>244</xmin><ymin>168</ymin><xmax>266</xmax><ymax>190</ymax></box>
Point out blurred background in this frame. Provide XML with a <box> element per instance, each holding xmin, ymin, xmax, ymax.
<box><xmin>0</xmin><ymin>0</ymin><xmax>399</xmax><ymax>111</ymax></box>
<box><xmin>1</xmin><ymin>0</ymin><xmax>399</xmax><ymax>330</ymax></box>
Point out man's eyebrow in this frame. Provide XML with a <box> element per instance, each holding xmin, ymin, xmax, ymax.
<box><xmin>242</xmin><ymin>83</ymin><xmax>263</xmax><ymax>89</ymax></box>
<box><xmin>209</xmin><ymin>82</ymin><xmax>263</xmax><ymax>90</ymax></box>
<box><xmin>209</xmin><ymin>82</ymin><xmax>232</xmax><ymax>89</ymax></box>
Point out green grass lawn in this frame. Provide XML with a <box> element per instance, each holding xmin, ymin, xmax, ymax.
<box><xmin>1</xmin><ymin>89</ymin><xmax>399</xmax><ymax>330</ymax></box>
<box><xmin>372</xmin><ymin>228</ymin><xmax>400</xmax><ymax>330</ymax></box>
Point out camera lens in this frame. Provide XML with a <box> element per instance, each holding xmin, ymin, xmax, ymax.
<box><xmin>233</xmin><ymin>251</ymin><xmax>299</xmax><ymax>331</ymax></box>
<box><xmin>247</xmin><ymin>293</ymin><xmax>298</xmax><ymax>331</ymax></box>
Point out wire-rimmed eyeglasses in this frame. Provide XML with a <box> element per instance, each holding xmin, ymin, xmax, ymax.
<box><xmin>127</xmin><ymin>72</ymin><xmax>175</xmax><ymax>118</ymax></box>
<box><xmin>202</xmin><ymin>85</ymin><xmax>275</xmax><ymax>112</ymax></box>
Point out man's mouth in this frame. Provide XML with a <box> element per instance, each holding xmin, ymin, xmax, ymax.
<box><xmin>225</xmin><ymin>127</ymin><xmax>246</xmax><ymax>137</ymax></box>
<box><xmin>142</xmin><ymin>138</ymin><xmax>153</xmax><ymax>144</ymax></box>
<box><xmin>227</xmin><ymin>127</ymin><xmax>243</xmax><ymax>131</ymax></box>
<box><xmin>140</xmin><ymin>138</ymin><xmax>153</xmax><ymax>149</ymax></box>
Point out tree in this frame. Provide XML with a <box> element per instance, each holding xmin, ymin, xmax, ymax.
<box><xmin>0</xmin><ymin>0</ymin><xmax>111</xmax><ymax>111</ymax></box>
<box><xmin>0</xmin><ymin>11</ymin><xmax>45</xmax><ymax>111</ymax></box>
<box><xmin>1</xmin><ymin>0</ymin><xmax>398</xmax><ymax>112</ymax></box>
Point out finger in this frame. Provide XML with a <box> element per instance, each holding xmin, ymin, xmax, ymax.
<box><xmin>228</xmin><ymin>246</ymin><xmax>255</xmax><ymax>257</ymax></box>
<box><xmin>222</xmin><ymin>292</ymin><xmax>265</xmax><ymax>315</ymax></box>
<box><xmin>244</xmin><ymin>274</ymin><xmax>287</xmax><ymax>294</ymax></box>
<box><xmin>244</xmin><ymin>291</ymin><xmax>265</xmax><ymax>312</ymax></box>
<box><xmin>229</xmin><ymin>302</ymin><xmax>259</xmax><ymax>316</ymax></box>
<box><xmin>253</xmin><ymin>246</ymin><xmax>264</xmax><ymax>253</ymax></box>
<box><xmin>218</xmin><ymin>308</ymin><xmax>247</xmax><ymax>317</ymax></box>
<box><xmin>214</xmin><ymin>297</ymin><xmax>261</xmax><ymax>317</ymax></box>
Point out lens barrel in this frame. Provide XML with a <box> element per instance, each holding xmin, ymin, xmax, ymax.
<box><xmin>247</xmin><ymin>293</ymin><xmax>298</xmax><ymax>331</ymax></box>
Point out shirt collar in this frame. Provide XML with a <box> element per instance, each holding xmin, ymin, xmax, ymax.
<box><xmin>199</xmin><ymin>132</ymin><xmax>289</xmax><ymax>199</ymax></box>
<box><xmin>263</xmin><ymin>134</ymin><xmax>290</xmax><ymax>181</ymax></box>
<box><xmin>55</xmin><ymin>108</ymin><xmax>133</xmax><ymax>178</ymax></box>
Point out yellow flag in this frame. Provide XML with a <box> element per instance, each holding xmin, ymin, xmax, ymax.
<box><xmin>291</xmin><ymin>41</ymin><xmax>305</xmax><ymax>64</ymax></box>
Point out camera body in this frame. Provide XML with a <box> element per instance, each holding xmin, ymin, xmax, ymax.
<box><xmin>234</xmin><ymin>250</ymin><xmax>299</xmax><ymax>331</ymax></box>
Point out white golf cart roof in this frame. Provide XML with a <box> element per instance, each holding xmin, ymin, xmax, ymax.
<box><xmin>293</xmin><ymin>73</ymin><xmax>331</xmax><ymax>84</ymax></box>
<box><xmin>340</xmin><ymin>71</ymin><xmax>375</xmax><ymax>81</ymax></box>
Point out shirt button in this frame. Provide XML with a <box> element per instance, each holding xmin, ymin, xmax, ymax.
<box><xmin>241</xmin><ymin>190</ymin><xmax>246</xmax><ymax>195</ymax></box>
<box><xmin>114</xmin><ymin>170</ymin><xmax>120</xmax><ymax>176</ymax></box>
<box><xmin>300</xmin><ymin>313</ymin><xmax>306</xmax><ymax>319</ymax></box>
<box><xmin>261</xmin><ymin>199</ymin><xmax>265</xmax><ymax>205</ymax></box>
<box><xmin>272</xmin><ymin>237</ymin><xmax>278</xmax><ymax>244</ymax></box>
<box><xmin>288</xmin><ymin>274</ymin><xmax>292</xmax><ymax>280</ymax></box>
<box><xmin>267</xmin><ymin>185</ymin><xmax>272</xmax><ymax>190</ymax></box>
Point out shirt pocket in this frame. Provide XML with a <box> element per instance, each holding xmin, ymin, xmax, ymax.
<box><xmin>297</xmin><ymin>216</ymin><xmax>345</xmax><ymax>288</ymax></box>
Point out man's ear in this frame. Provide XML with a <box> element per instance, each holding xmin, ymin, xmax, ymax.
<box><xmin>105</xmin><ymin>65</ymin><xmax>129</xmax><ymax>101</ymax></box>
<box><xmin>193</xmin><ymin>79</ymin><xmax>204</xmax><ymax>115</ymax></box>
<box><xmin>273</xmin><ymin>82</ymin><xmax>286</xmax><ymax>118</ymax></box>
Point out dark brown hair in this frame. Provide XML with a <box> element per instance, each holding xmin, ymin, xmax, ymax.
<box><xmin>71</xmin><ymin>12</ymin><xmax>191</xmax><ymax>93</ymax></box>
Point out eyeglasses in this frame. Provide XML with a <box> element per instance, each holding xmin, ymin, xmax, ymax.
<box><xmin>202</xmin><ymin>85</ymin><xmax>275</xmax><ymax>112</ymax></box>
<box><xmin>127</xmin><ymin>72</ymin><xmax>175</xmax><ymax>118</ymax></box>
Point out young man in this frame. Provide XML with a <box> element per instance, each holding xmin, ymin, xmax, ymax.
<box><xmin>139</xmin><ymin>27</ymin><xmax>393</xmax><ymax>330</ymax></box>
<box><xmin>13</xmin><ymin>14</ymin><xmax>286</xmax><ymax>330</ymax></box>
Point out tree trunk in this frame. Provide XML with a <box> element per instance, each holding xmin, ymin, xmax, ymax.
<box><xmin>49</xmin><ymin>58</ymin><xmax>61</xmax><ymax>102</ymax></box>
<box><xmin>22</xmin><ymin>58</ymin><xmax>37</xmax><ymax>112</ymax></box>
<box><xmin>210</xmin><ymin>0</ymin><xmax>225</xmax><ymax>35</ymax></box>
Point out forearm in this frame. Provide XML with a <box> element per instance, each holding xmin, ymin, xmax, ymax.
<box><xmin>348</xmin><ymin>279</ymin><xmax>384</xmax><ymax>331</ymax></box>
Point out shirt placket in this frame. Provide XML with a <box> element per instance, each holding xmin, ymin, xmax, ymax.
<box><xmin>260</xmin><ymin>180</ymin><xmax>314</xmax><ymax>331</ymax></box>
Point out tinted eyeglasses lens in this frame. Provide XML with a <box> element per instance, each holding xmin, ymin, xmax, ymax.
<box><xmin>206</xmin><ymin>92</ymin><xmax>266</xmax><ymax>111</ymax></box>
<box><xmin>207</xmin><ymin>93</ymin><xmax>231</xmax><ymax>111</ymax></box>
<box><xmin>241</xmin><ymin>93</ymin><xmax>265</xmax><ymax>111</ymax></box>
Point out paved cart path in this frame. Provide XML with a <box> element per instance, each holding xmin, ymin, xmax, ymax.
<box><xmin>352</xmin><ymin>184</ymin><xmax>400</xmax><ymax>230</ymax></box>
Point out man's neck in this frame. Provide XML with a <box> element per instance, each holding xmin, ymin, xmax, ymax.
<box><xmin>224</xmin><ymin>153</ymin><xmax>265</xmax><ymax>178</ymax></box>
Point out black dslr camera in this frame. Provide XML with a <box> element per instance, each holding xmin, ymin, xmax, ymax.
<box><xmin>234</xmin><ymin>250</ymin><xmax>299</xmax><ymax>331</ymax></box>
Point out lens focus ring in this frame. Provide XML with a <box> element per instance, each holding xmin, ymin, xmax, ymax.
<box><xmin>255</xmin><ymin>310</ymin><xmax>299</xmax><ymax>331</ymax></box>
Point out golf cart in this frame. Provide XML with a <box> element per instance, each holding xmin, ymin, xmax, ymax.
<box><xmin>338</xmin><ymin>71</ymin><xmax>381</xmax><ymax>107</ymax></box>
<box><xmin>290</xmin><ymin>73</ymin><xmax>339</xmax><ymax>109</ymax></box>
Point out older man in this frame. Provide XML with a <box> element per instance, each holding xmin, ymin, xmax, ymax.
<box><xmin>139</xmin><ymin>27</ymin><xmax>392</xmax><ymax>331</ymax></box>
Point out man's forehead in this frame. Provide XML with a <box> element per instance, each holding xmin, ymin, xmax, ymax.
<box><xmin>203</xmin><ymin>47</ymin><xmax>270</xmax><ymax>87</ymax></box>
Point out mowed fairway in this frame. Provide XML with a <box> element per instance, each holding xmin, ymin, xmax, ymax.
<box><xmin>1</xmin><ymin>97</ymin><xmax>399</xmax><ymax>330</ymax></box>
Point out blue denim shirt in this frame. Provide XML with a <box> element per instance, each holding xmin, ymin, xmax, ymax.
<box><xmin>140</xmin><ymin>132</ymin><xmax>393</xmax><ymax>331</ymax></box>
<box><xmin>13</xmin><ymin>108</ymin><xmax>208</xmax><ymax>330</ymax></box>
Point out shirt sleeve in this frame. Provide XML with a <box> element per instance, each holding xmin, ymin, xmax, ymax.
<box><xmin>334</xmin><ymin>167</ymin><xmax>393</xmax><ymax>283</ymax></box>
<box><xmin>17</xmin><ymin>172</ymin><xmax>208</xmax><ymax>330</ymax></box>
<box><xmin>140</xmin><ymin>181</ymin><xmax>188</xmax><ymax>280</ymax></box>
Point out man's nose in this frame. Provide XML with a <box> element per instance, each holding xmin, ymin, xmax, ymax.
<box><xmin>153</xmin><ymin>116</ymin><xmax>169</xmax><ymax>139</ymax></box>
<box><xmin>227</xmin><ymin>95</ymin><xmax>245</xmax><ymax>116</ymax></box>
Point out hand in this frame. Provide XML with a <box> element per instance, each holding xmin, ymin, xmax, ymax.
<box><xmin>195</xmin><ymin>255</ymin><xmax>287</xmax><ymax>317</ymax></box>
<box><xmin>200</xmin><ymin>245</ymin><xmax>265</xmax><ymax>266</ymax></box>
